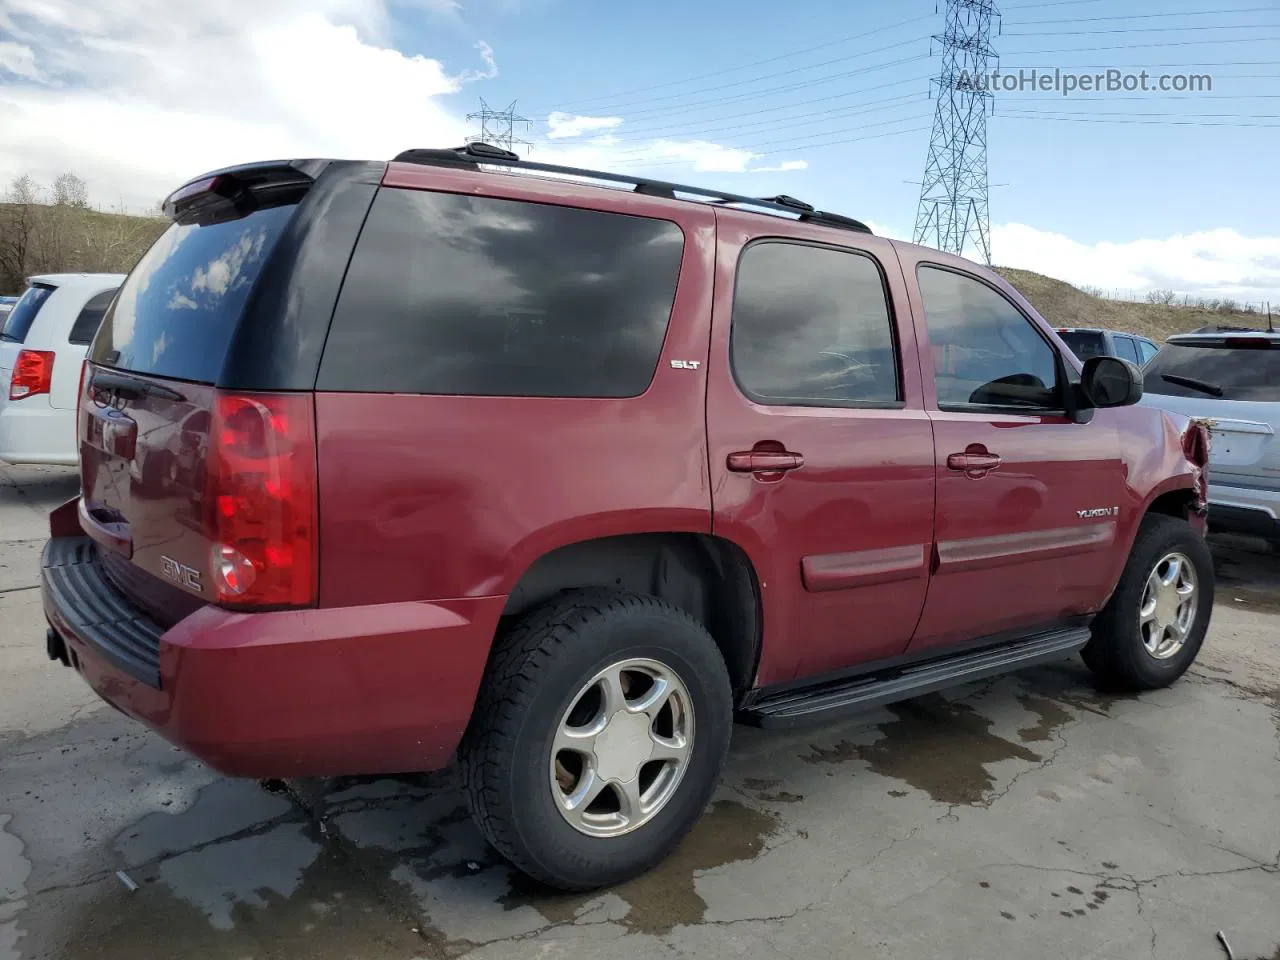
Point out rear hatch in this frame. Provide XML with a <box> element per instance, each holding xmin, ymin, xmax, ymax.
<box><xmin>0</xmin><ymin>282</ymin><xmax>57</xmax><ymax>407</ymax></box>
<box><xmin>1141</xmin><ymin>335</ymin><xmax>1280</xmax><ymax>488</ymax></box>
<box><xmin>79</xmin><ymin>169</ymin><xmax>318</xmax><ymax>623</ymax></box>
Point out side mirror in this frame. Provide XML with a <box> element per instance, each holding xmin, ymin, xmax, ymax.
<box><xmin>1080</xmin><ymin>356</ymin><xmax>1143</xmax><ymax>408</ymax></box>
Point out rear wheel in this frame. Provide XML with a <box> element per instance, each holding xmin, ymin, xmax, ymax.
<box><xmin>1082</xmin><ymin>514</ymin><xmax>1214</xmax><ymax>690</ymax></box>
<box><xmin>458</xmin><ymin>589</ymin><xmax>733</xmax><ymax>891</ymax></box>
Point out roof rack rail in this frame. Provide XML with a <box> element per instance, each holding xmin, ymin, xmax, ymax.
<box><xmin>391</xmin><ymin>142</ymin><xmax>872</xmax><ymax>235</ymax></box>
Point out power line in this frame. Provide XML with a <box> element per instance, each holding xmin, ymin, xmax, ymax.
<box><xmin>1000</xmin><ymin>0</ymin><xmax>1101</xmax><ymax>8</ymax></box>
<box><xmin>552</xmin><ymin>37</ymin><xmax>924</xmax><ymax>116</ymax></box>
<box><xmin>543</xmin><ymin>13</ymin><xmax>937</xmax><ymax>113</ymax></box>
<box><xmin>615</xmin><ymin>53</ymin><xmax>929</xmax><ymax>121</ymax></box>
<box><xmin>595</xmin><ymin>75</ymin><xmax>930</xmax><ymax>141</ymax></box>
<box><xmin>608</xmin><ymin>125</ymin><xmax>932</xmax><ymax>171</ymax></box>
<box><xmin>1004</xmin><ymin>22</ymin><xmax>1280</xmax><ymax>37</ymax></box>
<box><xmin>1000</xmin><ymin>108</ymin><xmax>1280</xmax><ymax>118</ymax></box>
<box><xmin>1003</xmin><ymin>36</ymin><xmax>1280</xmax><ymax>54</ymax></box>
<box><xmin>598</xmin><ymin>92</ymin><xmax>926</xmax><ymax>148</ymax></box>
<box><xmin>1005</xmin><ymin>6</ymin><xmax>1278</xmax><ymax>26</ymax></box>
<box><xmin>997</xmin><ymin>113</ymin><xmax>1280</xmax><ymax>128</ymax></box>
<box><xmin>541</xmin><ymin>46</ymin><xmax>927</xmax><ymax>122</ymax></box>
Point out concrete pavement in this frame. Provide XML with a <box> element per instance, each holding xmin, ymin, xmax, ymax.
<box><xmin>1</xmin><ymin>462</ymin><xmax>1277</xmax><ymax>960</ymax></box>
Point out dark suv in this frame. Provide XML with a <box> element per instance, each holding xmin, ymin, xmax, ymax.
<box><xmin>1056</xmin><ymin>327</ymin><xmax>1159</xmax><ymax>366</ymax></box>
<box><xmin>43</xmin><ymin>144</ymin><xmax>1213</xmax><ymax>891</ymax></box>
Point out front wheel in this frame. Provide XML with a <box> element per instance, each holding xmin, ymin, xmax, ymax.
<box><xmin>458</xmin><ymin>589</ymin><xmax>733</xmax><ymax>891</ymax></box>
<box><xmin>1082</xmin><ymin>513</ymin><xmax>1214</xmax><ymax>690</ymax></box>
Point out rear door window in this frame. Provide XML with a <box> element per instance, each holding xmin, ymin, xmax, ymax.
<box><xmin>730</xmin><ymin>241</ymin><xmax>900</xmax><ymax>406</ymax></box>
<box><xmin>90</xmin><ymin>204</ymin><xmax>297</xmax><ymax>383</ymax></box>
<box><xmin>318</xmin><ymin>188</ymin><xmax>685</xmax><ymax>398</ymax></box>
<box><xmin>1138</xmin><ymin>340</ymin><xmax>1159</xmax><ymax>364</ymax></box>
<box><xmin>68</xmin><ymin>288</ymin><xmax>119</xmax><ymax>345</ymax></box>
<box><xmin>1</xmin><ymin>284</ymin><xmax>55</xmax><ymax>344</ymax></box>
<box><xmin>1143</xmin><ymin>341</ymin><xmax>1280</xmax><ymax>402</ymax></box>
<box><xmin>1114</xmin><ymin>336</ymin><xmax>1141</xmax><ymax>364</ymax></box>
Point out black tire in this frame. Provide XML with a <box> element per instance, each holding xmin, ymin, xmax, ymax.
<box><xmin>458</xmin><ymin>589</ymin><xmax>733</xmax><ymax>891</ymax></box>
<box><xmin>1082</xmin><ymin>513</ymin><xmax>1214</xmax><ymax>691</ymax></box>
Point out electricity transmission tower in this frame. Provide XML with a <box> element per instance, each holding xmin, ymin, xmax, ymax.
<box><xmin>467</xmin><ymin>99</ymin><xmax>533</xmax><ymax>155</ymax></box>
<box><xmin>913</xmin><ymin>0</ymin><xmax>1000</xmax><ymax>264</ymax></box>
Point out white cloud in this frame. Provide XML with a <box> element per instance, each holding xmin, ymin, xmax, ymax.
<box><xmin>0</xmin><ymin>0</ymin><xmax>809</xmax><ymax>213</ymax></box>
<box><xmin>749</xmin><ymin>160</ymin><xmax>808</xmax><ymax>174</ymax></box>
<box><xmin>0</xmin><ymin>0</ymin><xmax>478</xmax><ymax>210</ymax></box>
<box><xmin>992</xmin><ymin>223</ymin><xmax>1280</xmax><ymax>303</ymax></box>
<box><xmin>545</xmin><ymin>112</ymin><xmax>623</xmax><ymax>140</ymax></box>
<box><xmin>0</xmin><ymin>41</ymin><xmax>41</xmax><ymax>79</ymax></box>
<box><xmin>534</xmin><ymin>137</ymin><xmax>809</xmax><ymax>178</ymax></box>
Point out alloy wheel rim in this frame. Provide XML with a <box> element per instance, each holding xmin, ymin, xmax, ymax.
<box><xmin>1139</xmin><ymin>551</ymin><xmax>1198</xmax><ymax>660</ymax></box>
<box><xmin>549</xmin><ymin>657</ymin><xmax>694</xmax><ymax>838</ymax></box>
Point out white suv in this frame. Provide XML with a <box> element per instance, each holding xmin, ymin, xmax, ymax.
<box><xmin>1141</xmin><ymin>329</ymin><xmax>1280</xmax><ymax>547</ymax></box>
<box><xmin>0</xmin><ymin>274</ymin><xmax>125</xmax><ymax>466</ymax></box>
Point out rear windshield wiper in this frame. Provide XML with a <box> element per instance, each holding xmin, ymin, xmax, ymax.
<box><xmin>1160</xmin><ymin>373</ymin><xmax>1224</xmax><ymax>398</ymax></box>
<box><xmin>91</xmin><ymin>370</ymin><xmax>186</xmax><ymax>403</ymax></box>
<box><xmin>0</xmin><ymin>333</ymin><xmax>19</xmax><ymax>343</ymax></box>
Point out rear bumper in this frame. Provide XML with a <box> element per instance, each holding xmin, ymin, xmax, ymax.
<box><xmin>1209</xmin><ymin>482</ymin><xmax>1280</xmax><ymax>540</ymax></box>
<box><xmin>0</xmin><ymin>401</ymin><xmax>77</xmax><ymax>465</ymax></box>
<box><xmin>42</xmin><ymin>536</ymin><xmax>506</xmax><ymax>778</ymax></box>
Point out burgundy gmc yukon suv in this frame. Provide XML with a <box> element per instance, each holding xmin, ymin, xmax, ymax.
<box><xmin>43</xmin><ymin>143</ymin><xmax>1213</xmax><ymax>891</ymax></box>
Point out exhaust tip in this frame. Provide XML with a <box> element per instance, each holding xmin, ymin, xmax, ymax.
<box><xmin>46</xmin><ymin>626</ymin><xmax>70</xmax><ymax>667</ymax></box>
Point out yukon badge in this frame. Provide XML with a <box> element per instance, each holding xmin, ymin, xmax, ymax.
<box><xmin>1077</xmin><ymin>506</ymin><xmax>1119</xmax><ymax>519</ymax></box>
<box><xmin>160</xmin><ymin>556</ymin><xmax>204</xmax><ymax>592</ymax></box>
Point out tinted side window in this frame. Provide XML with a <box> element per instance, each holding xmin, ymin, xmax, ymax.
<box><xmin>68</xmin><ymin>288</ymin><xmax>119</xmax><ymax>345</ymax></box>
<box><xmin>917</xmin><ymin>266</ymin><xmax>1061</xmax><ymax>410</ymax></box>
<box><xmin>319</xmin><ymin>189</ymin><xmax>684</xmax><ymax>398</ymax></box>
<box><xmin>731</xmin><ymin>242</ymin><xmax>899</xmax><ymax>406</ymax></box>
<box><xmin>1114</xmin><ymin>336</ymin><xmax>1141</xmax><ymax>364</ymax></box>
<box><xmin>1138</xmin><ymin>340</ymin><xmax>1159</xmax><ymax>364</ymax></box>
<box><xmin>1</xmin><ymin>284</ymin><xmax>55</xmax><ymax>344</ymax></box>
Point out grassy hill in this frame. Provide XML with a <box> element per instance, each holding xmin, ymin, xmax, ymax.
<box><xmin>994</xmin><ymin>267</ymin><xmax>1267</xmax><ymax>342</ymax></box>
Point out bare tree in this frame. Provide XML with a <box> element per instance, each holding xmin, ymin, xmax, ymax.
<box><xmin>52</xmin><ymin>173</ymin><xmax>89</xmax><ymax>209</ymax></box>
<box><xmin>0</xmin><ymin>175</ymin><xmax>42</xmax><ymax>291</ymax></box>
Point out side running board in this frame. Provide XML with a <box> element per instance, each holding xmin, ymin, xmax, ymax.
<box><xmin>740</xmin><ymin>626</ymin><xmax>1091</xmax><ymax>729</ymax></box>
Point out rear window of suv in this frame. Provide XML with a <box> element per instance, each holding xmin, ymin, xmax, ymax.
<box><xmin>1057</xmin><ymin>330</ymin><xmax>1107</xmax><ymax>359</ymax></box>
<box><xmin>90</xmin><ymin>204</ymin><xmax>296</xmax><ymax>383</ymax></box>
<box><xmin>318</xmin><ymin>188</ymin><xmax>685</xmax><ymax>398</ymax></box>
<box><xmin>1</xmin><ymin>284</ymin><xmax>55</xmax><ymax>344</ymax></box>
<box><xmin>1143</xmin><ymin>340</ymin><xmax>1280</xmax><ymax>402</ymax></box>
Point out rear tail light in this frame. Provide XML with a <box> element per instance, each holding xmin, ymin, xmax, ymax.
<box><xmin>8</xmin><ymin>349</ymin><xmax>55</xmax><ymax>400</ymax></box>
<box><xmin>204</xmin><ymin>391</ymin><xmax>318</xmax><ymax>608</ymax></box>
<box><xmin>1184</xmin><ymin>421</ymin><xmax>1211</xmax><ymax>505</ymax></box>
<box><xmin>1183</xmin><ymin>421</ymin><xmax>1211</xmax><ymax>468</ymax></box>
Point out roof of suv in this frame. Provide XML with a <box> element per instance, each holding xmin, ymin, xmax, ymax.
<box><xmin>1168</xmin><ymin>330</ymin><xmax>1280</xmax><ymax>344</ymax></box>
<box><xmin>377</xmin><ymin>141</ymin><xmax>874</xmax><ymax>235</ymax></box>
<box><xmin>27</xmin><ymin>273</ymin><xmax>127</xmax><ymax>288</ymax></box>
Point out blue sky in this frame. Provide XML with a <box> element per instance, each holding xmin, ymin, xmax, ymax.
<box><xmin>1</xmin><ymin>0</ymin><xmax>1277</xmax><ymax>299</ymax></box>
<box><xmin>444</xmin><ymin>0</ymin><xmax>1279</xmax><ymax>241</ymax></box>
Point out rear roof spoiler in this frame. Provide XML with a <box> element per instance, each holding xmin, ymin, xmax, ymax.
<box><xmin>162</xmin><ymin>159</ymin><xmax>332</xmax><ymax>224</ymax></box>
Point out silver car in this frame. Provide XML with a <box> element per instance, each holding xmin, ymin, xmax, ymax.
<box><xmin>1140</xmin><ymin>329</ymin><xmax>1280</xmax><ymax>546</ymax></box>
